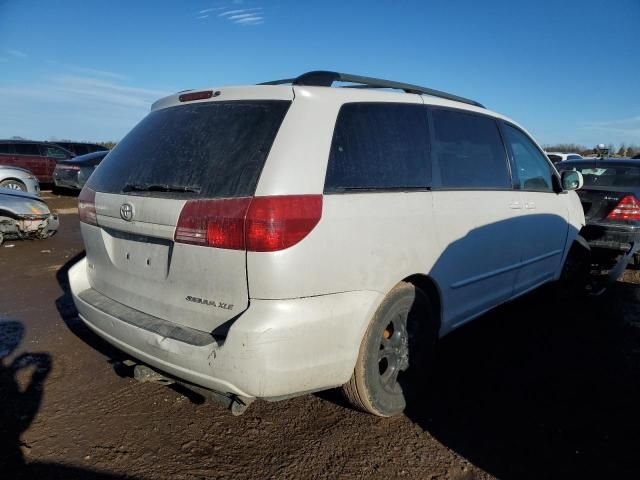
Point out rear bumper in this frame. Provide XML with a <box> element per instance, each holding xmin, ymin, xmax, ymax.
<box><xmin>582</xmin><ymin>222</ymin><xmax>640</xmax><ymax>254</ymax></box>
<box><xmin>53</xmin><ymin>172</ymin><xmax>81</xmax><ymax>189</ymax></box>
<box><xmin>69</xmin><ymin>257</ymin><xmax>381</xmax><ymax>399</ymax></box>
<box><xmin>23</xmin><ymin>177</ymin><xmax>40</xmax><ymax>195</ymax></box>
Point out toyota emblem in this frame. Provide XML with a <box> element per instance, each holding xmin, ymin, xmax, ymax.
<box><xmin>120</xmin><ymin>203</ymin><xmax>134</xmax><ymax>221</ymax></box>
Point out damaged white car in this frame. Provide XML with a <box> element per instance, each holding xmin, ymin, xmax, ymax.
<box><xmin>0</xmin><ymin>189</ymin><xmax>59</xmax><ymax>245</ymax></box>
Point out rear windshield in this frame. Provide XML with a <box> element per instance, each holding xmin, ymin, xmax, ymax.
<box><xmin>566</xmin><ymin>165</ymin><xmax>640</xmax><ymax>188</ymax></box>
<box><xmin>87</xmin><ymin>100</ymin><xmax>290</xmax><ymax>198</ymax></box>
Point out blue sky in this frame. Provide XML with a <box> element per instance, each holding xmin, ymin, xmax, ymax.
<box><xmin>0</xmin><ymin>0</ymin><xmax>638</xmax><ymax>147</ymax></box>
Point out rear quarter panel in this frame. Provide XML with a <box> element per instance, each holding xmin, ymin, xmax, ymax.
<box><xmin>248</xmin><ymin>88</ymin><xmax>439</xmax><ymax>300</ymax></box>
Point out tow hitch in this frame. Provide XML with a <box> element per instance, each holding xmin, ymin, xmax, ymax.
<box><xmin>117</xmin><ymin>360</ymin><xmax>254</xmax><ymax>416</ymax></box>
<box><xmin>588</xmin><ymin>241</ymin><xmax>639</xmax><ymax>296</ymax></box>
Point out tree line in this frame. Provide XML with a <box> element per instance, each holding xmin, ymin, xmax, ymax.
<box><xmin>543</xmin><ymin>143</ymin><xmax>640</xmax><ymax>157</ymax></box>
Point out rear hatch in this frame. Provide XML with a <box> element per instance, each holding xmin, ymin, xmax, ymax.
<box><xmin>80</xmin><ymin>92</ymin><xmax>291</xmax><ymax>333</ymax></box>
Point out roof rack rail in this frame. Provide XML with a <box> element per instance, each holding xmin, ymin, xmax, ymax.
<box><xmin>259</xmin><ymin>70</ymin><xmax>484</xmax><ymax>108</ymax></box>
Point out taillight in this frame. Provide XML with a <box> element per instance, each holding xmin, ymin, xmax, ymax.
<box><xmin>174</xmin><ymin>195</ymin><xmax>323</xmax><ymax>252</ymax></box>
<box><xmin>607</xmin><ymin>195</ymin><xmax>640</xmax><ymax>221</ymax></box>
<box><xmin>175</xmin><ymin>198</ymin><xmax>252</xmax><ymax>248</ymax></box>
<box><xmin>246</xmin><ymin>195</ymin><xmax>323</xmax><ymax>252</ymax></box>
<box><xmin>78</xmin><ymin>187</ymin><xmax>97</xmax><ymax>226</ymax></box>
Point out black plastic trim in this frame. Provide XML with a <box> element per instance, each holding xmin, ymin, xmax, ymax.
<box><xmin>78</xmin><ymin>289</ymin><xmax>217</xmax><ymax>347</ymax></box>
<box><xmin>259</xmin><ymin>70</ymin><xmax>485</xmax><ymax>108</ymax></box>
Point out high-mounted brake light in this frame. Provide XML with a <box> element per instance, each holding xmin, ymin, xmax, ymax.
<box><xmin>174</xmin><ymin>195</ymin><xmax>323</xmax><ymax>252</ymax></box>
<box><xmin>607</xmin><ymin>195</ymin><xmax>640</xmax><ymax>221</ymax></box>
<box><xmin>78</xmin><ymin>187</ymin><xmax>97</xmax><ymax>226</ymax></box>
<box><xmin>179</xmin><ymin>90</ymin><xmax>214</xmax><ymax>102</ymax></box>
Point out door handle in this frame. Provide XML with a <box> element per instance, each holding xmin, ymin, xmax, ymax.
<box><xmin>509</xmin><ymin>201</ymin><xmax>522</xmax><ymax>209</ymax></box>
<box><xmin>525</xmin><ymin>202</ymin><xmax>536</xmax><ymax>210</ymax></box>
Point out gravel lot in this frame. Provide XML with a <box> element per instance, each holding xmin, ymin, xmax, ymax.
<box><xmin>2</xmin><ymin>192</ymin><xmax>640</xmax><ymax>479</ymax></box>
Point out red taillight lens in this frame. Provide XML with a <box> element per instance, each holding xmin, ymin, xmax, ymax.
<box><xmin>175</xmin><ymin>198</ymin><xmax>252</xmax><ymax>248</ymax></box>
<box><xmin>607</xmin><ymin>195</ymin><xmax>640</xmax><ymax>221</ymax></box>
<box><xmin>174</xmin><ymin>195</ymin><xmax>322</xmax><ymax>251</ymax></box>
<box><xmin>246</xmin><ymin>195</ymin><xmax>323</xmax><ymax>252</ymax></box>
<box><xmin>78</xmin><ymin>187</ymin><xmax>97</xmax><ymax>226</ymax></box>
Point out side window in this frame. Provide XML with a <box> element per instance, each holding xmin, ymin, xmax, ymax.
<box><xmin>14</xmin><ymin>143</ymin><xmax>41</xmax><ymax>156</ymax></box>
<box><xmin>431</xmin><ymin>109</ymin><xmax>511</xmax><ymax>189</ymax></box>
<box><xmin>0</xmin><ymin>143</ymin><xmax>14</xmax><ymax>154</ymax></box>
<box><xmin>44</xmin><ymin>146</ymin><xmax>70</xmax><ymax>159</ymax></box>
<box><xmin>503</xmin><ymin>124</ymin><xmax>554</xmax><ymax>192</ymax></box>
<box><xmin>324</xmin><ymin>103</ymin><xmax>430</xmax><ymax>192</ymax></box>
<box><xmin>567</xmin><ymin>154</ymin><xmax>581</xmax><ymax>161</ymax></box>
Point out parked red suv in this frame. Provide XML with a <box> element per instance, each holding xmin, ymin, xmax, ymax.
<box><xmin>0</xmin><ymin>140</ymin><xmax>74</xmax><ymax>183</ymax></box>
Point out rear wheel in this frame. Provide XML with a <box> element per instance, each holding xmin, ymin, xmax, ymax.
<box><xmin>343</xmin><ymin>282</ymin><xmax>437</xmax><ymax>416</ymax></box>
<box><xmin>0</xmin><ymin>179</ymin><xmax>27</xmax><ymax>191</ymax></box>
<box><xmin>555</xmin><ymin>239</ymin><xmax>592</xmax><ymax>299</ymax></box>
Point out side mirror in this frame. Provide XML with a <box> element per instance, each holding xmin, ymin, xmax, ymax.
<box><xmin>561</xmin><ymin>170</ymin><xmax>583</xmax><ymax>191</ymax></box>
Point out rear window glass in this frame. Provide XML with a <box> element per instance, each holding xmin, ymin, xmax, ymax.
<box><xmin>431</xmin><ymin>109</ymin><xmax>511</xmax><ymax>189</ymax></box>
<box><xmin>564</xmin><ymin>165</ymin><xmax>640</xmax><ymax>188</ymax></box>
<box><xmin>87</xmin><ymin>100</ymin><xmax>290</xmax><ymax>198</ymax></box>
<box><xmin>324</xmin><ymin>103</ymin><xmax>431</xmax><ymax>192</ymax></box>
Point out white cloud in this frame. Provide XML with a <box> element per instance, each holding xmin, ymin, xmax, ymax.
<box><xmin>215</xmin><ymin>6</ymin><xmax>264</xmax><ymax>25</ymax></box>
<box><xmin>581</xmin><ymin>115</ymin><xmax>640</xmax><ymax>142</ymax></box>
<box><xmin>234</xmin><ymin>16</ymin><xmax>263</xmax><ymax>24</ymax></box>
<box><xmin>197</xmin><ymin>4</ymin><xmax>263</xmax><ymax>22</ymax></box>
<box><xmin>228</xmin><ymin>13</ymin><xmax>259</xmax><ymax>20</ymax></box>
<box><xmin>44</xmin><ymin>60</ymin><xmax>129</xmax><ymax>81</ymax></box>
<box><xmin>5</xmin><ymin>49</ymin><xmax>27</xmax><ymax>58</ymax></box>
<box><xmin>0</xmin><ymin>72</ymin><xmax>174</xmax><ymax>140</ymax></box>
<box><xmin>218</xmin><ymin>8</ymin><xmax>259</xmax><ymax>17</ymax></box>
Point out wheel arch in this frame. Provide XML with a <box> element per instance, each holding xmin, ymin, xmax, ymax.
<box><xmin>402</xmin><ymin>274</ymin><xmax>442</xmax><ymax>334</ymax></box>
<box><xmin>0</xmin><ymin>177</ymin><xmax>27</xmax><ymax>185</ymax></box>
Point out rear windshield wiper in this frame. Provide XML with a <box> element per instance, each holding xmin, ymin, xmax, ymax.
<box><xmin>123</xmin><ymin>183</ymin><xmax>201</xmax><ymax>194</ymax></box>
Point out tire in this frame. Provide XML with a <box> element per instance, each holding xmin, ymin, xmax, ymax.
<box><xmin>554</xmin><ymin>240</ymin><xmax>592</xmax><ymax>299</ymax></box>
<box><xmin>0</xmin><ymin>179</ymin><xmax>27</xmax><ymax>191</ymax></box>
<box><xmin>342</xmin><ymin>282</ymin><xmax>437</xmax><ymax>417</ymax></box>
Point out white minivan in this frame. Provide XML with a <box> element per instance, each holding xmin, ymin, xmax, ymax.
<box><xmin>69</xmin><ymin>71</ymin><xmax>586</xmax><ymax>416</ymax></box>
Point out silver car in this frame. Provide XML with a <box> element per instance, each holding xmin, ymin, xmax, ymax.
<box><xmin>0</xmin><ymin>165</ymin><xmax>40</xmax><ymax>194</ymax></box>
<box><xmin>0</xmin><ymin>189</ymin><xmax>58</xmax><ymax>245</ymax></box>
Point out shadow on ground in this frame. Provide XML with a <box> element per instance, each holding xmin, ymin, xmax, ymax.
<box><xmin>0</xmin><ymin>318</ymin><xmax>139</xmax><ymax>479</ymax></box>
<box><xmin>51</xmin><ymin>250</ymin><xmax>640</xmax><ymax>479</ymax></box>
<box><xmin>404</xmin><ymin>283</ymin><xmax>640</xmax><ymax>479</ymax></box>
<box><xmin>55</xmin><ymin>251</ymin><xmax>124</xmax><ymax>362</ymax></box>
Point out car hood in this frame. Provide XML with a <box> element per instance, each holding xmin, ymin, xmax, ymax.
<box><xmin>0</xmin><ymin>166</ymin><xmax>32</xmax><ymax>176</ymax></box>
<box><xmin>0</xmin><ymin>188</ymin><xmax>41</xmax><ymax>201</ymax></box>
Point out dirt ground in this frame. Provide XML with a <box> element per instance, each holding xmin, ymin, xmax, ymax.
<box><xmin>2</xmin><ymin>192</ymin><xmax>640</xmax><ymax>479</ymax></box>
